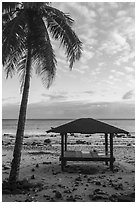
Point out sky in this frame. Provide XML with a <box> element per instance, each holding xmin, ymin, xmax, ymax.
<box><xmin>2</xmin><ymin>2</ymin><xmax>135</xmax><ymax>119</ymax></box>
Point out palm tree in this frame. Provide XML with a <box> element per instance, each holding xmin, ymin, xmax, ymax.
<box><xmin>2</xmin><ymin>2</ymin><xmax>82</xmax><ymax>185</ymax></box>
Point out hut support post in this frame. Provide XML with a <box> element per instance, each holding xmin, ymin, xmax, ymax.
<box><xmin>105</xmin><ymin>133</ymin><xmax>108</xmax><ymax>165</ymax></box>
<box><xmin>65</xmin><ymin>133</ymin><xmax>67</xmax><ymax>151</ymax></box>
<box><xmin>64</xmin><ymin>133</ymin><xmax>67</xmax><ymax>166</ymax></box>
<box><xmin>110</xmin><ymin>133</ymin><xmax>114</xmax><ymax>171</ymax></box>
<box><xmin>61</xmin><ymin>133</ymin><xmax>65</xmax><ymax>171</ymax></box>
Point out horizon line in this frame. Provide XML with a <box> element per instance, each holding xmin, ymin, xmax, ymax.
<box><xmin>2</xmin><ymin>118</ymin><xmax>135</xmax><ymax>120</ymax></box>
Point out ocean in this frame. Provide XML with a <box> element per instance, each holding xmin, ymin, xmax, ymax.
<box><xmin>2</xmin><ymin>119</ymin><xmax>135</xmax><ymax>136</ymax></box>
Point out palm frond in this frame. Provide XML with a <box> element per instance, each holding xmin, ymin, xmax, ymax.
<box><xmin>42</xmin><ymin>7</ymin><xmax>82</xmax><ymax>69</ymax></box>
<box><xmin>43</xmin><ymin>5</ymin><xmax>74</xmax><ymax>26</ymax></box>
<box><xmin>3</xmin><ymin>11</ymin><xmax>27</xmax><ymax>78</ymax></box>
<box><xmin>29</xmin><ymin>14</ymin><xmax>57</xmax><ymax>88</ymax></box>
<box><xmin>17</xmin><ymin>55</ymin><xmax>28</xmax><ymax>93</ymax></box>
<box><xmin>2</xmin><ymin>2</ymin><xmax>20</xmax><ymax>13</ymax></box>
<box><xmin>23</xmin><ymin>2</ymin><xmax>50</xmax><ymax>10</ymax></box>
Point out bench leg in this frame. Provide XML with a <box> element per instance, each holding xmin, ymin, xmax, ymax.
<box><xmin>64</xmin><ymin>161</ymin><xmax>67</xmax><ymax>166</ymax></box>
<box><xmin>105</xmin><ymin>161</ymin><xmax>108</xmax><ymax>165</ymax></box>
<box><xmin>61</xmin><ymin>159</ymin><xmax>66</xmax><ymax>171</ymax></box>
<box><xmin>110</xmin><ymin>160</ymin><xmax>113</xmax><ymax>171</ymax></box>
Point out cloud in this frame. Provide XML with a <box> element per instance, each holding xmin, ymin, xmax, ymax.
<box><xmin>2</xmin><ymin>97</ymin><xmax>16</xmax><ymax>102</ymax></box>
<box><xmin>42</xmin><ymin>92</ymin><xmax>67</xmax><ymax>101</ymax></box>
<box><xmin>68</xmin><ymin>3</ymin><xmax>96</xmax><ymax>21</ymax></box>
<box><xmin>112</xmin><ymin>31</ymin><xmax>126</xmax><ymax>46</ymax></box>
<box><xmin>122</xmin><ymin>90</ymin><xmax>134</xmax><ymax>100</ymax></box>
<box><xmin>2</xmin><ymin>97</ymin><xmax>18</xmax><ymax>104</ymax></box>
<box><xmin>124</xmin><ymin>66</ymin><xmax>134</xmax><ymax>73</ymax></box>
<box><xmin>84</xmin><ymin>91</ymin><xmax>94</xmax><ymax>95</ymax></box>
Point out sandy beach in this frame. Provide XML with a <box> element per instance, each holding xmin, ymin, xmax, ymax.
<box><xmin>2</xmin><ymin>133</ymin><xmax>135</xmax><ymax>202</ymax></box>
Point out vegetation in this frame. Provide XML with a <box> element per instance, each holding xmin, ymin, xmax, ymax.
<box><xmin>2</xmin><ymin>2</ymin><xmax>82</xmax><ymax>185</ymax></box>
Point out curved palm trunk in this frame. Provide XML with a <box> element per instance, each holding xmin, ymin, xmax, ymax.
<box><xmin>9</xmin><ymin>46</ymin><xmax>31</xmax><ymax>185</ymax></box>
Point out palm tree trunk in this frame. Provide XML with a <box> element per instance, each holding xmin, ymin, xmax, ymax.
<box><xmin>9</xmin><ymin>46</ymin><xmax>31</xmax><ymax>185</ymax></box>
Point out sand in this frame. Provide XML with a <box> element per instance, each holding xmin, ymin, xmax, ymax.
<box><xmin>2</xmin><ymin>133</ymin><xmax>135</xmax><ymax>202</ymax></box>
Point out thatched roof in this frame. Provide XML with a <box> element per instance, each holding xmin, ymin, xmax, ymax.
<box><xmin>47</xmin><ymin>118</ymin><xmax>129</xmax><ymax>134</ymax></box>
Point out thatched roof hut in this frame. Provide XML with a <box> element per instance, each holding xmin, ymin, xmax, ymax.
<box><xmin>47</xmin><ymin>118</ymin><xmax>129</xmax><ymax>171</ymax></box>
<box><xmin>47</xmin><ymin>118</ymin><xmax>129</xmax><ymax>134</ymax></box>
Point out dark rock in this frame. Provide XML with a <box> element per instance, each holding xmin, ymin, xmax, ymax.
<box><xmin>36</xmin><ymin>164</ymin><xmax>39</xmax><ymax>168</ymax></box>
<box><xmin>5</xmin><ymin>142</ymin><xmax>11</xmax><ymax>146</ymax></box>
<box><xmin>3</xmin><ymin>165</ymin><xmax>10</xmax><ymax>170</ymax></box>
<box><xmin>92</xmin><ymin>194</ymin><xmax>109</xmax><ymax>201</ymax></box>
<box><xmin>2</xmin><ymin>189</ymin><xmax>11</xmax><ymax>194</ymax></box>
<box><xmin>4</xmin><ymin>134</ymin><xmax>9</xmax><ymax>136</ymax></box>
<box><xmin>31</xmin><ymin>175</ymin><xmax>35</xmax><ymax>179</ymax></box>
<box><xmin>66</xmin><ymin>195</ymin><xmax>76</xmax><ymax>201</ymax></box>
<box><xmin>109</xmin><ymin>194</ymin><xmax>118</xmax><ymax>202</ymax></box>
<box><xmin>64</xmin><ymin>189</ymin><xmax>72</xmax><ymax>193</ymax></box>
<box><xmin>95</xmin><ymin>181</ymin><xmax>101</xmax><ymax>185</ymax></box>
<box><xmin>112</xmin><ymin>183</ymin><xmax>123</xmax><ymax>190</ymax></box>
<box><xmin>43</xmin><ymin>161</ymin><xmax>51</xmax><ymax>165</ymax></box>
<box><xmin>75</xmin><ymin>176</ymin><xmax>82</xmax><ymax>182</ymax></box>
<box><xmin>74</xmin><ymin>194</ymin><xmax>82</xmax><ymax>200</ymax></box>
<box><xmin>25</xmin><ymin>197</ymin><xmax>35</xmax><ymax>202</ymax></box>
<box><xmin>72</xmin><ymin>188</ymin><xmax>77</xmax><ymax>191</ymax></box>
<box><xmin>117</xmin><ymin>195</ymin><xmax>134</xmax><ymax>202</ymax></box>
<box><xmin>58</xmin><ymin>184</ymin><xmax>65</xmax><ymax>188</ymax></box>
<box><xmin>31</xmin><ymin>142</ymin><xmax>37</xmax><ymax>146</ymax></box>
<box><xmin>31</xmin><ymin>168</ymin><xmax>35</xmax><ymax>172</ymax></box>
<box><xmin>55</xmin><ymin>191</ymin><xmax>62</xmax><ymax>199</ymax></box>
<box><xmin>76</xmin><ymin>140</ymin><xmax>86</xmax><ymax>144</ymax></box>
<box><xmin>89</xmin><ymin>189</ymin><xmax>109</xmax><ymax>201</ymax></box>
<box><xmin>43</xmin><ymin>195</ymin><xmax>51</xmax><ymax>200</ymax></box>
<box><xmin>44</xmin><ymin>139</ymin><xmax>51</xmax><ymax>144</ymax></box>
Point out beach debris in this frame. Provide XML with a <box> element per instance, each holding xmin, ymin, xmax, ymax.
<box><xmin>89</xmin><ymin>188</ymin><xmax>109</xmax><ymax>201</ymax></box>
<box><xmin>44</xmin><ymin>139</ymin><xmax>51</xmax><ymax>145</ymax></box>
<box><xmin>2</xmin><ymin>179</ymin><xmax>44</xmax><ymax>195</ymax></box>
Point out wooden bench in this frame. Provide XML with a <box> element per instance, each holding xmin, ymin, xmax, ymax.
<box><xmin>60</xmin><ymin>150</ymin><xmax>115</xmax><ymax>171</ymax></box>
